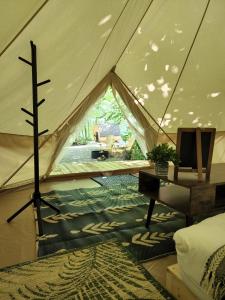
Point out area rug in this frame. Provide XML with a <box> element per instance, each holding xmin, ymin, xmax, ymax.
<box><xmin>39</xmin><ymin>183</ymin><xmax>186</xmax><ymax>261</ymax></box>
<box><xmin>0</xmin><ymin>241</ymin><xmax>174</xmax><ymax>300</ymax></box>
<box><xmin>91</xmin><ymin>174</ymin><xmax>138</xmax><ymax>186</ymax></box>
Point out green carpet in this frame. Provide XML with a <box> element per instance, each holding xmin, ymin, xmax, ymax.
<box><xmin>0</xmin><ymin>241</ymin><xmax>174</xmax><ymax>300</ymax></box>
<box><xmin>91</xmin><ymin>174</ymin><xmax>138</xmax><ymax>186</ymax></box>
<box><xmin>39</xmin><ymin>183</ymin><xmax>186</xmax><ymax>261</ymax></box>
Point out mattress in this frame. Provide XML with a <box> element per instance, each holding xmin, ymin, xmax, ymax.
<box><xmin>174</xmin><ymin>213</ymin><xmax>225</xmax><ymax>300</ymax></box>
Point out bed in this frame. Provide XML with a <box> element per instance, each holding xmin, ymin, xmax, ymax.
<box><xmin>173</xmin><ymin>212</ymin><xmax>225</xmax><ymax>300</ymax></box>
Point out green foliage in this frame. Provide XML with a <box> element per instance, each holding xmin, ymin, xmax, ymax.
<box><xmin>124</xmin><ymin>150</ymin><xmax>132</xmax><ymax>160</ymax></box>
<box><xmin>81</xmin><ymin>121</ymin><xmax>93</xmax><ymax>141</ymax></box>
<box><xmin>73</xmin><ymin>87</ymin><xmax>134</xmax><ymax>147</ymax></box>
<box><xmin>121</xmin><ymin>131</ymin><xmax>132</xmax><ymax>142</ymax></box>
<box><xmin>72</xmin><ymin>137</ymin><xmax>88</xmax><ymax>146</ymax></box>
<box><xmin>131</xmin><ymin>141</ymin><xmax>145</xmax><ymax>160</ymax></box>
<box><xmin>125</xmin><ymin>141</ymin><xmax>145</xmax><ymax>160</ymax></box>
<box><xmin>93</xmin><ymin>87</ymin><xmax>125</xmax><ymax>125</ymax></box>
<box><xmin>146</xmin><ymin>143</ymin><xmax>180</xmax><ymax>165</ymax></box>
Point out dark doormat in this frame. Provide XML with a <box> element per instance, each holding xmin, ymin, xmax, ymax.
<box><xmin>91</xmin><ymin>174</ymin><xmax>138</xmax><ymax>186</ymax></box>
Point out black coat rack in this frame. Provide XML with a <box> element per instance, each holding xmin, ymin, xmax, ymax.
<box><xmin>7</xmin><ymin>41</ymin><xmax>59</xmax><ymax>236</ymax></box>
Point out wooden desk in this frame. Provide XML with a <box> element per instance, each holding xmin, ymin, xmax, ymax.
<box><xmin>139</xmin><ymin>164</ymin><xmax>225</xmax><ymax>227</ymax></box>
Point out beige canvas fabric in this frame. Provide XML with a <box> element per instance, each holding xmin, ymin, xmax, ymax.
<box><xmin>0</xmin><ymin>0</ymin><xmax>46</xmax><ymax>53</ymax></box>
<box><xmin>0</xmin><ymin>0</ymin><xmax>151</xmax><ymax>135</ymax></box>
<box><xmin>0</xmin><ymin>0</ymin><xmax>225</xmax><ymax>188</ymax></box>
<box><xmin>111</xmin><ymin>87</ymin><xmax>148</xmax><ymax>155</ymax></box>
<box><xmin>0</xmin><ymin>133</ymin><xmax>58</xmax><ymax>188</ymax></box>
<box><xmin>45</xmin><ymin>73</ymin><xmax>111</xmax><ymax>176</ymax></box>
<box><xmin>46</xmin><ymin>72</ymin><xmax>158</xmax><ymax>176</ymax></box>
<box><xmin>111</xmin><ymin>73</ymin><xmax>158</xmax><ymax>151</ymax></box>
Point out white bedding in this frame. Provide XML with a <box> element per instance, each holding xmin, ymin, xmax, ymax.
<box><xmin>174</xmin><ymin>213</ymin><xmax>225</xmax><ymax>300</ymax></box>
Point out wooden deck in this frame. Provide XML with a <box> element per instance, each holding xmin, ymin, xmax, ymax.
<box><xmin>50</xmin><ymin>160</ymin><xmax>152</xmax><ymax>179</ymax></box>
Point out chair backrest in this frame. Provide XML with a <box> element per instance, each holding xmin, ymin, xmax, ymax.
<box><xmin>174</xmin><ymin>127</ymin><xmax>216</xmax><ymax>180</ymax></box>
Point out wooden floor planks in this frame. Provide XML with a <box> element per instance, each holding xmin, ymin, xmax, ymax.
<box><xmin>51</xmin><ymin>160</ymin><xmax>151</xmax><ymax>175</ymax></box>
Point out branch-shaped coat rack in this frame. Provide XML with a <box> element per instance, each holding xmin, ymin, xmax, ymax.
<box><xmin>7</xmin><ymin>41</ymin><xmax>59</xmax><ymax>236</ymax></box>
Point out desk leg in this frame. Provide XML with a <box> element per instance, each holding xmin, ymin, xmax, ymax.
<box><xmin>146</xmin><ymin>198</ymin><xmax>155</xmax><ymax>228</ymax></box>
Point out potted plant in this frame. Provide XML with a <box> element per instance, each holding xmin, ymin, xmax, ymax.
<box><xmin>146</xmin><ymin>143</ymin><xmax>180</xmax><ymax>176</ymax></box>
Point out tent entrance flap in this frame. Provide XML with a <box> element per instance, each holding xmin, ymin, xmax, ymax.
<box><xmin>53</xmin><ymin>73</ymin><xmax>155</xmax><ymax>174</ymax></box>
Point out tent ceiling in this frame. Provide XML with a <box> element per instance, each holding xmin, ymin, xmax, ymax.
<box><xmin>0</xmin><ymin>0</ymin><xmax>46</xmax><ymax>53</ymax></box>
<box><xmin>0</xmin><ymin>0</ymin><xmax>128</xmax><ymax>135</ymax></box>
<box><xmin>1</xmin><ymin>0</ymin><xmax>225</xmax><ymax>135</ymax></box>
<box><xmin>117</xmin><ymin>0</ymin><xmax>225</xmax><ymax>132</ymax></box>
<box><xmin>66</xmin><ymin>0</ymin><xmax>152</xmax><ymax>122</ymax></box>
<box><xmin>166</xmin><ymin>0</ymin><xmax>225</xmax><ymax>132</ymax></box>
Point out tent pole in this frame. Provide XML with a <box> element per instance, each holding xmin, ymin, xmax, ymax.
<box><xmin>7</xmin><ymin>41</ymin><xmax>60</xmax><ymax>236</ymax></box>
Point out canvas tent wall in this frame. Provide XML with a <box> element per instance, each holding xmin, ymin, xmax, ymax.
<box><xmin>0</xmin><ymin>0</ymin><xmax>225</xmax><ymax>189</ymax></box>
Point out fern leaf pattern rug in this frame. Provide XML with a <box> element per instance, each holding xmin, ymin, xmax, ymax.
<box><xmin>39</xmin><ymin>183</ymin><xmax>186</xmax><ymax>261</ymax></box>
<box><xmin>0</xmin><ymin>241</ymin><xmax>174</xmax><ymax>299</ymax></box>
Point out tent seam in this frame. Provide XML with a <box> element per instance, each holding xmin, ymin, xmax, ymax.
<box><xmin>0</xmin><ymin>135</ymin><xmax>54</xmax><ymax>188</ymax></box>
<box><xmin>158</xmin><ymin>0</ymin><xmax>212</xmax><ymax>133</ymax></box>
<box><xmin>56</xmin><ymin>0</ymin><xmax>153</xmax><ymax>133</ymax></box>
<box><xmin>115</xmin><ymin>0</ymin><xmax>155</xmax><ymax>67</ymax></box>
<box><xmin>0</xmin><ymin>0</ymin><xmax>49</xmax><ymax>58</ymax></box>
<box><xmin>69</xmin><ymin>0</ymin><xmax>130</xmax><ymax>109</ymax></box>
